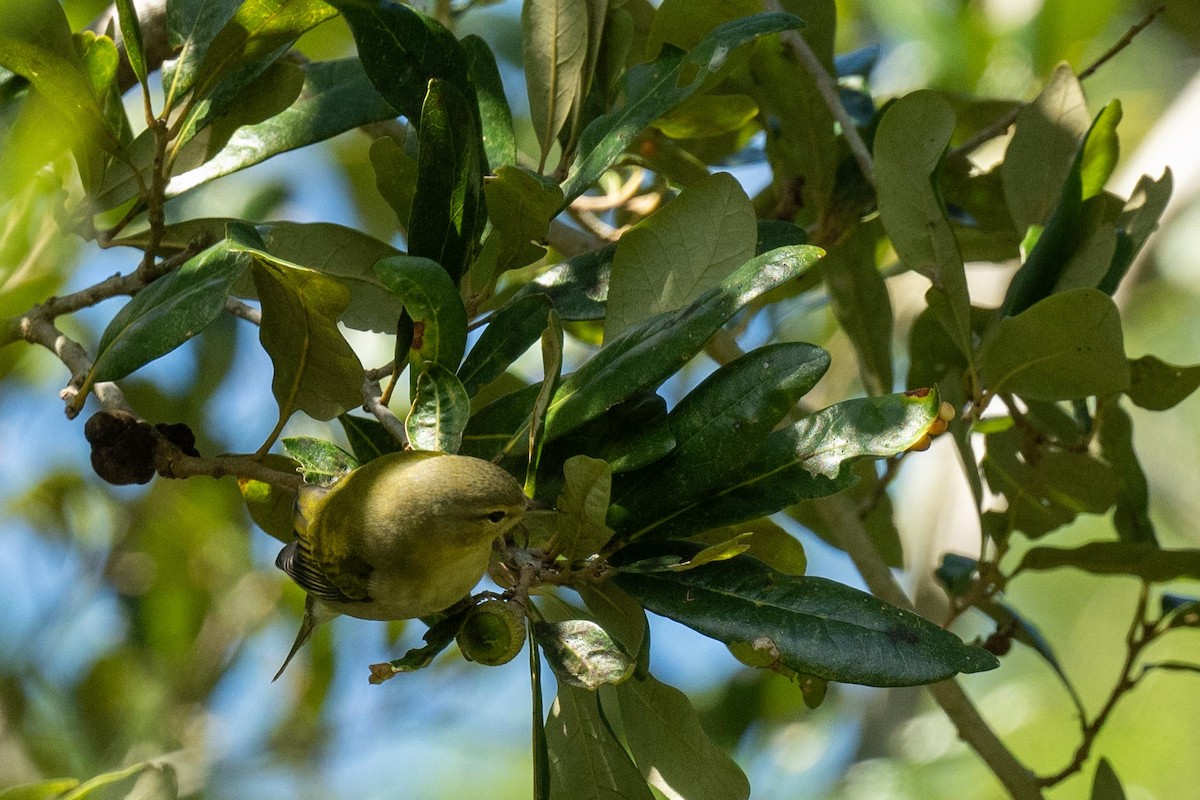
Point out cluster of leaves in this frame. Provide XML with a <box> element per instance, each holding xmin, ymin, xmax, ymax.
<box><xmin>2</xmin><ymin>0</ymin><xmax>1199</xmax><ymax>798</ymax></box>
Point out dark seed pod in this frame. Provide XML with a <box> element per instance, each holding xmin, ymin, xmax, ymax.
<box><xmin>456</xmin><ymin>599</ymin><xmax>525</xmax><ymax>666</ymax></box>
<box><xmin>85</xmin><ymin>409</ymin><xmax>157</xmax><ymax>485</ymax></box>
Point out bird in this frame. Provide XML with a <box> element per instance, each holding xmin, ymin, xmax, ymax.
<box><xmin>272</xmin><ymin>450</ymin><xmax>534</xmax><ymax>680</ymax></box>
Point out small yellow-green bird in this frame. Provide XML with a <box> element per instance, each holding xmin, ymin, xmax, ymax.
<box><xmin>273</xmin><ymin>451</ymin><xmax>534</xmax><ymax>680</ymax></box>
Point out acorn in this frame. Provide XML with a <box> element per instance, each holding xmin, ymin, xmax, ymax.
<box><xmin>456</xmin><ymin>599</ymin><xmax>526</xmax><ymax>666</ymax></box>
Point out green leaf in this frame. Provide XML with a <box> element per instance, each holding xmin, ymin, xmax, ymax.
<box><xmin>543</xmin><ymin>392</ymin><xmax>675</xmax><ymax>474</ymax></box>
<box><xmin>1097</xmin><ymin>402</ymin><xmax>1156</xmax><ymax>544</ymax></box>
<box><xmin>462</xmin><ymin>34</ymin><xmax>516</xmax><ymax>170</ymax></box>
<box><xmin>822</xmin><ymin>221</ymin><xmax>894</xmax><ymax>395</ymax></box>
<box><xmin>469</xmin><ymin>165</ymin><xmax>564</xmax><ymax>296</ymax></box>
<box><xmin>545</xmin><ymin>245</ymin><xmax>824</xmax><ymax>441</ymax></box>
<box><xmin>556</xmin><ymin>455</ymin><xmax>614</xmax><ymax>561</ymax></box>
<box><xmin>0</xmin><ymin>0</ymin><xmax>120</xmax><ymax>155</ymax></box>
<box><xmin>653</xmin><ymin>93</ymin><xmax>758</xmax><ymax>139</ymax></box>
<box><xmin>975</xmin><ymin>598</ymin><xmax>1085</xmax><ymax>718</ymax></box>
<box><xmin>527</xmin><ymin>309</ymin><xmax>565</xmax><ymax>487</ymax></box>
<box><xmin>605</xmin><ymin>172</ymin><xmax>757</xmax><ymax>341</ymax></box>
<box><xmin>408</xmin><ymin>79</ymin><xmax>485</xmax><ymax>283</ymax></box>
<box><xmin>1016</xmin><ymin>542</ymin><xmax>1200</xmax><ymax>582</ymax></box>
<box><xmin>875</xmin><ymin>90</ymin><xmax>972</xmax><ymax>359</ymax></box>
<box><xmin>282</xmin><ymin>437</ymin><xmax>360</xmax><ymax>485</ymax></box>
<box><xmin>191</xmin><ymin>0</ymin><xmax>337</xmax><ymax>100</ymax></box>
<box><xmin>513</xmin><ymin>243</ymin><xmax>614</xmax><ymax>321</ymax></box>
<box><xmin>788</xmin><ymin>460</ymin><xmax>905</xmax><ymax>568</ymax></box>
<box><xmin>0</xmin><ymin>779</ymin><xmax>81</xmax><ymax>800</ymax></box>
<box><xmin>534</xmin><ymin>619</ymin><xmax>635</xmax><ymax>689</ymax></box>
<box><xmin>580</xmin><ymin>583</ymin><xmax>648</xmax><ymax>661</ymax></box>
<box><xmin>1079</xmin><ymin>101</ymin><xmax>1121</xmax><ymax>200</ymax></box>
<box><xmin>982</xmin><ymin>426</ymin><xmax>1117</xmax><ymax>538</ymax></box>
<box><xmin>560</xmin><ymin>12</ymin><xmax>803</xmax><ymax>204</ymax></box>
<box><xmin>615</xmin><ymin>389</ymin><xmax>941</xmax><ymax>541</ymax></box>
<box><xmin>690</xmin><ymin>519</ymin><xmax>807</xmax><ymax>575</ymax></box>
<box><xmin>374</xmin><ymin>255</ymin><xmax>469</xmax><ymax>371</ymax></box>
<box><xmin>57</xmin><ymin>763</ymin><xmax>166</xmax><ymax>800</ymax></box>
<box><xmin>935</xmin><ymin>553</ymin><xmax>977</xmax><ymax>597</ymax></box>
<box><xmin>1098</xmin><ymin>169</ymin><xmax>1172</xmax><ymax>295</ymax></box>
<box><xmin>546</xmin><ymin>684</ymin><xmax>653</xmax><ymax>800</ymax></box>
<box><xmin>370</xmin><ymin>607</ymin><xmax>471</xmax><ymax>682</ymax></box>
<box><xmin>114</xmin><ymin>0</ymin><xmax>148</xmax><ymax>85</ymax></box>
<box><xmin>92</xmin><ymin>233</ymin><xmax>252</xmax><ymax>382</ymax></box>
<box><xmin>523</xmin><ymin>0</ymin><xmax>590</xmax><ymax>170</ymax></box>
<box><xmin>1126</xmin><ymin>354</ymin><xmax>1200</xmax><ymax>411</ymax></box>
<box><xmin>162</xmin><ymin>0</ymin><xmax>241</xmax><ymax>107</ymax></box>
<box><xmin>460</xmin><ymin>383</ymin><xmax>542</xmax><ymax>460</ymax></box>
<box><xmin>979</xmin><ymin>288</ymin><xmax>1129</xmax><ymax>400</ymax></box>
<box><xmin>611</xmin><ymin>671</ymin><xmax>751</xmax><ymax>800</ymax></box>
<box><xmin>459</xmin><ymin>293</ymin><xmax>553</xmax><ymax>399</ymax></box>
<box><xmin>339</xmin><ymin>414</ymin><xmax>404</xmax><ymax>463</ymax></box>
<box><xmin>370</xmin><ymin>134</ymin><xmax>418</xmax><ymax>232</ymax></box>
<box><xmin>406</xmin><ymin>364</ymin><xmax>470</xmax><ymax>452</ymax></box>
<box><xmin>610</xmin><ymin>342</ymin><xmax>829</xmax><ymax>519</ymax></box>
<box><xmin>614</xmin><ymin>547</ymin><xmax>998</xmax><ymax>686</ymax></box>
<box><xmin>1091</xmin><ymin>758</ymin><xmax>1127</xmax><ymax>800</ymax></box>
<box><xmin>1002</xmin><ymin>63</ymin><xmax>1091</xmax><ymax>233</ymax></box>
<box><xmin>330</xmin><ymin>0</ymin><xmax>476</xmax><ymax>124</ymax></box>
<box><xmin>252</xmin><ymin>258</ymin><xmax>365</xmax><ymax>424</ymax></box>
<box><xmin>167</xmin><ymin>58</ymin><xmax>397</xmax><ymax>199</ymax></box>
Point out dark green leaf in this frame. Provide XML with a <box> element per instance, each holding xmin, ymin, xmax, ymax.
<box><xmin>544</xmin><ymin>245</ymin><xmax>824</xmax><ymax>441</ymax></box>
<box><xmin>556</xmin><ymin>455</ymin><xmax>614</xmax><ymax>561</ymax></box>
<box><xmin>1126</xmin><ymin>354</ymin><xmax>1200</xmax><ymax>411</ymax></box>
<box><xmin>821</xmin><ymin>220</ymin><xmax>893</xmax><ymax>395</ymax></box>
<box><xmin>114</xmin><ymin>0</ymin><xmax>148</xmax><ymax>85</ymax></box>
<box><xmin>1016</xmin><ymin>542</ymin><xmax>1200</xmax><ymax>582</ymax></box>
<box><xmin>408</xmin><ymin>79</ymin><xmax>485</xmax><ymax>283</ymax></box>
<box><xmin>339</xmin><ymin>414</ymin><xmax>404</xmax><ymax>463</ymax></box>
<box><xmin>370</xmin><ymin>607</ymin><xmax>471</xmax><ymax>681</ymax></box>
<box><xmin>612</xmin><ymin>672</ymin><xmax>751</xmax><ymax>800</ymax></box>
<box><xmin>534</xmin><ymin>619</ymin><xmax>635</xmax><ymax>689</ymax></box>
<box><xmin>560</xmin><ymin>12</ymin><xmax>802</xmax><ymax>204</ymax></box>
<box><xmin>374</xmin><ymin>255</ymin><xmax>469</xmax><ymax>371</ymax></box>
<box><xmin>789</xmin><ymin>460</ymin><xmax>905</xmax><ymax>568</ymax></box>
<box><xmin>469</xmin><ymin>165</ymin><xmax>564</xmax><ymax>296</ymax></box>
<box><xmin>462</xmin><ymin>34</ymin><xmax>516</xmax><ymax>170</ymax></box>
<box><xmin>370</xmin><ymin>134</ymin><xmax>418</xmax><ymax>232</ymax></box>
<box><xmin>875</xmin><ymin>90</ymin><xmax>972</xmax><ymax>358</ymax></box>
<box><xmin>282</xmin><ymin>437</ymin><xmax>360</xmax><ymax>485</ymax></box>
<box><xmin>406</xmin><ymin>364</ymin><xmax>470</xmax><ymax>452</ymax></box>
<box><xmin>459</xmin><ymin>293</ymin><xmax>554</xmax><ymax>399</ymax></box>
<box><xmin>935</xmin><ymin>553</ymin><xmax>977</xmax><ymax>597</ymax></box>
<box><xmin>543</xmin><ymin>392</ymin><xmax>675</xmax><ymax>474</ymax></box>
<box><xmin>1091</xmin><ymin>758</ymin><xmax>1126</xmax><ymax>800</ymax></box>
<box><xmin>605</xmin><ymin>172</ymin><xmax>757</xmax><ymax>341</ymax></box>
<box><xmin>526</xmin><ymin>309</ymin><xmax>565</xmax><ymax>484</ymax></box>
<box><xmin>514</xmin><ymin>244</ymin><xmax>614</xmax><ymax>321</ymax></box>
<box><xmin>976</xmin><ymin>598</ymin><xmax>1085</xmax><ymax>718</ymax></box>
<box><xmin>1097</xmin><ymin>402</ymin><xmax>1156</xmax><ymax>544</ymax></box>
<box><xmin>163</xmin><ymin>0</ymin><xmax>241</xmax><ymax>106</ymax></box>
<box><xmin>330</xmin><ymin>0</ymin><xmax>476</xmax><ymax>124</ymax></box>
<box><xmin>252</xmin><ymin>257</ymin><xmax>365</xmax><ymax>423</ymax></box>
<box><xmin>546</xmin><ymin>684</ymin><xmax>653</xmax><ymax>800</ymax></box>
<box><xmin>1161</xmin><ymin>593</ymin><xmax>1200</xmax><ymax>619</ymax></box>
<box><xmin>1098</xmin><ymin>169</ymin><xmax>1172</xmax><ymax>295</ymax></box>
<box><xmin>460</xmin><ymin>383</ymin><xmax>541</xmax><ymax>461</ymax></box>
<box><xmin>980</xmin><ymin>289</ymin><xmax>1129</xmax><ymax>400</ymax></box>
<box><xmin>616</xmin><ymin>389</ymin><xmax>941</xmax><ymax>541</ymax></box>
<box><xmin>614</xmin><ymin>547</ymin><xmax>998</xmax><ymax>686</ymax></box>
<box><xmin>755</xmin><ymin>219</ymin><xmax>808</xmax><ymax>253</ymax></box>
<box><xmin>523</xmin><ymin>0</ymin><xmax>590</xmax><ymax>170</ymax></box>
<box><xmin>92</xmin><ymin>232</ymin><xmax>252</xmax><ymax>382</ymax></box>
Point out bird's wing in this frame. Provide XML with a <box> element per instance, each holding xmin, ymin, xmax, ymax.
<box><xmin>276</xmin><ymin>538</ymin><xmax>372</xmax><ymax>604</ymax></box>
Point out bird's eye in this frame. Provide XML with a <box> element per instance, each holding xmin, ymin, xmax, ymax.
<box><xmin>486</xmin><ymin>510</ymin><xmax>508</xmax><ymax>523</ymax></box>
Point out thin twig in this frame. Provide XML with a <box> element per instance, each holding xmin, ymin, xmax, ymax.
<box><xmin>949</xmin><ymin>5</ymin><xmax>1165</xmax><ymax>159</ymax></box>
<box><xmin>224</xmin><ymin>297</ymin><xmax>262</xmax><ymax>325</ymax></box>
<box><xmin>765</xmin><ymin>0</ymin><xmax>875</xmax><ymax>187</ymax></box>
<box><xmin>566</xmin><ymin>205</ymin><xmax>622</xmax><ymax>242</ymax></box>
<box><xmin>362</xmin><ymin>375</ymin><xmax>409</xmax><ymax>446</ymax></box>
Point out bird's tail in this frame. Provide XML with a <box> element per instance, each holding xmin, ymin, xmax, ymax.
<box><xmin>273</xmin><ymin>595</ymin><xmax>323</xmax><ymax>682</ymax></box>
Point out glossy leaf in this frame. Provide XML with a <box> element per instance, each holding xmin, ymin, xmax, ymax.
<box><xmin>875</xmin><ymin>90</ymin><xmax>972</xmax><ymax>358</ymax></box>
<box><xmin>252</xmin><ymin>258</ymin><xmax>365</xmax><ymax>423</ymax></box>
<box><xmin>616</xmin><ymin>389</ymin><xmax>941</xmax><ymax>540</ymax></box>
<box><xmin>979</xmin><ymin>288</ymin><xmax>1129</xmax><ymax>400</ymax></box>
<box><xmin>459</xmin><ymin>294</ymin><xmax>553</xmax><ymax>399</ymax></box>
<box><xmin>374</xmin><ymin>256</ymin><xmax>469</xmax><ymax>372</ymax></box>
<box><xmin>168</xmin><ymin>58</ymin><xmax>398</xmax><ymax>198</ymax></box>
<box><xmin>470</xmin><ymin>166</ymin><xmax>564</xmax><ymax>296</ymax></box>
<box><xmin>92</xmin><ymin>234</ymin><xmax>252</xmax><ymax>382</ymax></box>
<box><xmin>282</xmin><ymin>437</ymin><xmax>360</xmax><ymax>485</ymax></box>
<box><xmin>163</xmin><ymin>0</ymin><xmax>241</xmax><ymax>106</ymax></box>
<box><xmin>114</xmin><ymin>0</ymin><xmax>148</xmax><ymax>85</ymax></box>
<box><xmin>523</xmin><ymin>0</ymin><xmax>589</xmax><ymax>169</ymax></box>
<box><xmin>339</xmin><ymin>414</ymin><xmax>403</xmax><ymax>463</ymax></box>
<box><xmin>331</xmin><ymin>0</ymin><xmax>476</xmax><ymax>124</ymax></box>
<box><xmin>614</xmin><ymin>548</ymin><xmax>998</xmax><ymax>686</ymax></box>
<box><xmin>406</xmin><ymin>364</ymin><xmax>470</xmax><ymax>453</ymax></box>
<box><xmin>191</xmin><ymin>0</ymin><xmax>337</xmax><ymax>100</ymax></box>
<box><xmin>822</xmin><ymin>221</ymin><xmax>893</xmax><ymax>395</ymax></box>
<box><xmin>460</xmin><ymin>383</ymin><xmax>542</xmax><ymax>461</ymax></box>
<box><xmin>1016</xmin><ymin>542</ymin><xmax>1200</xmax><ymax>582</ymax></box>
<box><xmin>544</xmin><ymin>245</ymin><xmax>824</xmax><ymax>442</ymax></box>
<box><xmin>560</xmin><ymin>12</ymin><xmax>802</xmax><ymax>203</ymax></box>
<box><xmin>462</xmin><ymin>34</ymin><xmax>516</xmax><ymax>170</ymax></box>
<box><xmin>605</xmin><ymin>172</ymin><xmax>757</xmax><ymax>341</ymax></box>
<box><xmin>1126</xmin><ymin>355</ymin><xmax>1200</xmax><ymax>411</ymax></box>
<box><xmin>542</xmin><ymin>392</ymin><xmax>675</xmax><ymax>475</ymax></box>
<box><xmin>408</xmin><ymin>79</ymin><xmax>484</xmax><ymax>283</ymax></box>
<box><xmin>1091</xmin><ymin>758</ymin><xmax>1127</xmax><ymax>800</ymax></box>
<box><xmin>514</xmin><ymin>244</ymin><xmax>615</xmax><ymax>321</ymax></box>
<box><xmin>546</xmin><ymin>684</ymin><xmax>653</xmax><ymax>800</ymax></box>
<box><xmin>534</xmin><ymin>619</ymin><xmax>634</xmax><ymax>689</ymax></box>
<box><xmin>1002</xmin><ymin>63</ymin><xmax>1090</xmax><ymax>233</ymax></box>
<box><xmin>556</xmin><ymin>455</ymin><xmax>614</xmax><ymax>561</ymax></box>
<box><xmin>613</xmin><ymin>672</ymin><xmax>751</xmax><ymax>800</ymax></box>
